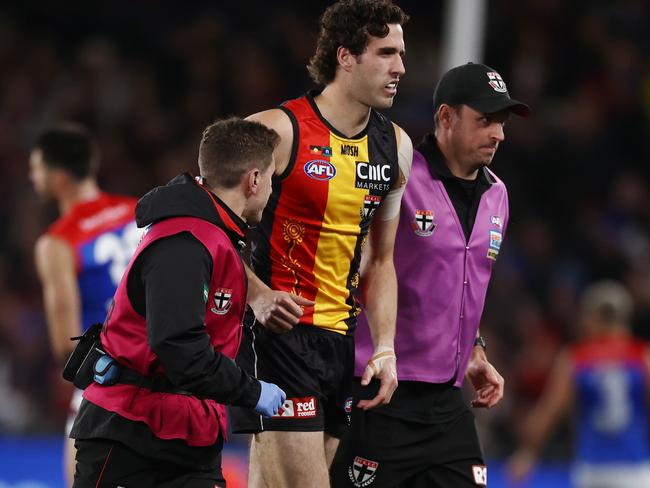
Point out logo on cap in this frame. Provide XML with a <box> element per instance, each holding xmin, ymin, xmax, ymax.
<box><xmin>486</xmin><ymin>72</ymin><xmax>507</xmax><ymax>93</ymax></box>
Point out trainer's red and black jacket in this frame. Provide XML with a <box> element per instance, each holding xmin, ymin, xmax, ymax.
<box><xmin>81</xmin><ymin>173</ymin><xmax>260</xmax><ymax>448</ymax></box>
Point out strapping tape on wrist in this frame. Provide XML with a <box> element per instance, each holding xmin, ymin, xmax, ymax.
<box><xmin>367</xmin><ymin>350</ymin><xmax>396</xmax><ymax>376</ymax></box>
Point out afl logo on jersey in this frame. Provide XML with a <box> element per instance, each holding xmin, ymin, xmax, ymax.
<box><xmin>304</xmin><ymin>160</ymin><xmax>336</xmax><ymax>181</ymax></box>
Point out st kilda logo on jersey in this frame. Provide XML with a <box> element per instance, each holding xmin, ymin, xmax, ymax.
<box><xmin>211</xmin><ymin>288</ymin><xmax>232</xmax><ymax>315</ymax></box>
<box><xmin>355</xmin><ymin>161</ymin><xmax>391</xmax><ymax>192</ymax></box>
<box><xmin>412</xmin><ymin>209</ymin><xmax>436</xmax><ymax>237</ymax></box>
<box><xmin>361</xmin><ymin>195</ymin><xmax>382</xmax><ymax>220</ymax></box>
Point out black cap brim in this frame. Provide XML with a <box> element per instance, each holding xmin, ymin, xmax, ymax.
<box><xmin>467</xmin><ymin>97</ymin><xmax>531</xmax><ymax>117</ymax></box>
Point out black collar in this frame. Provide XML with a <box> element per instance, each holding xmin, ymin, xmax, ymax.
<box><xmin>207</xmin><ymin>191</ymin><xmax>248</xmax><ymax>250</ymax></box>
<box><xmin>190</xmin><ymin>175</ymin><xmax>248</xmax><ymax>249</ymax></box>
<box><xmin>209</xmin><ymin>190</ymin><xmax>248</xmax><ymax>235</ymax></box>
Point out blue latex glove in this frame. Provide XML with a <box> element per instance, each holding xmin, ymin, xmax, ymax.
<box><xmin>255</xmin><ymin>380</ymin><xmax>286</xmax><ymax>417</ymax></box>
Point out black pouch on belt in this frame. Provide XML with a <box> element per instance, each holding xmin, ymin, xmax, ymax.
<box><xmin>62</xmin><ymin>323</ymin><xmax>104</xmax><ymax>389</ymax></box>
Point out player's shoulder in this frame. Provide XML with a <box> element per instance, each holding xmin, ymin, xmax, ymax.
<box><xmin>246</xmin><ymin>108</ymin><xmax>294</xmax><ymax>138</ymax></box>
<box><xmin>35</xmin><ymin>233</ymin><xmax>74</xmax><ymax>271</ymax></box>
<box><xmin>36</xmin><ymin>232</ymin><xmax>68</xmax><ymax>254</ymax></box>
<box><xmin>46</xmin><ymin>211</ymin><xmax>78</xmax><ymax>242</ymax></box>
<box><xmin>50</xmin><ymin>193</ymin><xmax>136</xmax><ymax>244</ymax></box>
<box><xmin>390</xmin><ymin>122</ymin><xmax>413</xmax><ymax>147</ymax></box>
<box><xmin>246</xmin><ymin>109</ymin><xmax>296</xmax><ymax>174</ymax></box>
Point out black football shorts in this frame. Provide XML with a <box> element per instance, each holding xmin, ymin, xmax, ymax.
<box><xmin>330</xmin><ymin>383</ymin><xmax>486</xmax><ymax>488</ymax></box>
<box><xmin>230</xmin><ymin>310</ymin><xmax>354</xmax><ymax>438</ymax></box>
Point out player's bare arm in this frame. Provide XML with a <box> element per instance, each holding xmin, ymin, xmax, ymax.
<box><xmin>356</xmin><ymin>126</ymin><xmax>411</xmax><ymax>410</ymax></box>
<box><xmin>507</xmin><ymin>350</ymin><xmax>574</xmax><ymax>482</ymax></box>
<box><xmin>34</xmin><ymin>235</ymin><xmax>81</xmax><ymax>364</ymax></box>
<box><xmin>357</xmin><ymin>213</ymin><xmax>399</xmax><ymax>410</ymax></box>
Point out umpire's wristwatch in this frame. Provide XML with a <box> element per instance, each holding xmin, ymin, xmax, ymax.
<box><xmin>473</xmin><ymin>336</ymin><xmax>487</xmax><ymax>350</ymax></box>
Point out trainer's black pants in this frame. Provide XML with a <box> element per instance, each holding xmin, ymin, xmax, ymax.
<box><xmin>73</xmin><ymin>438</ymin><xmax>226</xmax><ymax>488</ymax></box>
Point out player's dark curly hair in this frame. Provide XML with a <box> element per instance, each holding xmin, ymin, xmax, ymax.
<box><xmin>307</xmin><ymin>0</ymin><xmax>409</xmax><ymax>86</ymax></box>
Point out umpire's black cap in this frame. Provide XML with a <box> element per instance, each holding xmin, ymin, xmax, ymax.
<box><xmin>433</xmin><ymin>62</ymin><xmax>531</xmax><ymax>117</ymax></box>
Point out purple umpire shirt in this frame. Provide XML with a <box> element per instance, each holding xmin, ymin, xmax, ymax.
<box><xmin>355</xmin><ymin>148</ymin><xmax>509</xmax><ymax>387</ymax></box>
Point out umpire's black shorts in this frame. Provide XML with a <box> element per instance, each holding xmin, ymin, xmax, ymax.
<box><xmin>229</xmin><ymin>310</ymin><xmax>354</xmax><ymax>438</ymax></box>
<box><xmin>330</xmin><ymin>380</ymin><xmax>487</xmax><ymax>488</ymax></box>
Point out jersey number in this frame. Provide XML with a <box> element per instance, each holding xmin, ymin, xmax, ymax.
<box><xmin>94</xmin><ymin>222</ymin><xmax>142</xmax><ymax>285</ymax></box>
<box><xmin>591</xmin><ymin>366</ymin><xmax>631</xmax><ymax>433</ymax></box>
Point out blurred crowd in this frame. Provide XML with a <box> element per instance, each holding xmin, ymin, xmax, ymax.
<box><xmin>0</xmin><ymin>0</ymin><xmax>649</xmax><ymax>465</ymax></box>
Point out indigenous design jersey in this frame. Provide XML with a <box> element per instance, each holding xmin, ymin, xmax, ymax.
<box><xmin>570</xmin><ymin>335</ymin><xmax>649</xmax><ymax>463</ymax></box>
<box><xmin>47</xmin><ymin>193</ymin><xmax>139</xmax><ymax>331</ymax></box>
<box><xmin>252</xmin><ymin>92</ymin><xmax>398</xmax><ymax>335</ymax></box>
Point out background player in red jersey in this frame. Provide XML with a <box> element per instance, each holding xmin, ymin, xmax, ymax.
<box><xmin>229</xmin><ymin>1</ymin><xmax>413</xmax><ymax>487</ymax></box>
<box><xmin>508</xmin><ymin>281</ymin><xmax>650</xmax><ymax>488</ymax></box>
<box><xmin>30</xmin><ymin>123</ymin><xmax>140</xmax><ymax>486</ymax></box>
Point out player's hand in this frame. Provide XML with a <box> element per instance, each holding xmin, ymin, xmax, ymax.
<box><xmin>505</xmin><ymin>448</ymin><xmax>537</xmax><ymax>485</ymax></box>
<box><xmin>250</xmin><ymin>288</ymin><xmax>314</xmax><ymax>333</ymax></box>
<box><xmin>254</xmin><ymin>380</ymin><xmax>286</xmax><ymax>417</ymax></box>
<box><xmin>466</xmin><ymin>348</ymin><xmax>504</xmax><ymax>408</ymax></box>
<box><xmin>358</xmin><ymin>346</ymin><xmax>397</xmax><ymax>410</ymax></box>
